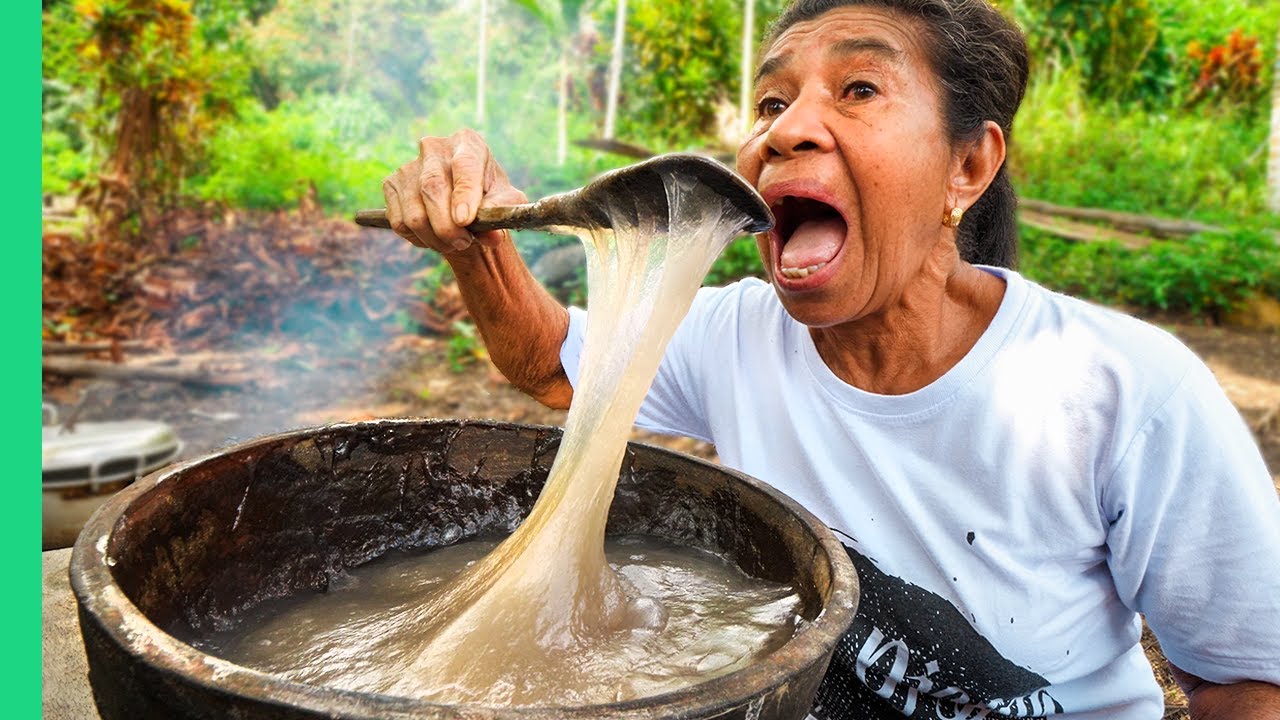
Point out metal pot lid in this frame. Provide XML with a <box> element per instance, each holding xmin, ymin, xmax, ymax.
<box><xmin>43</xmin><ymin>420</ymin><xmax>181</xmax><ymax>472</ymax></box>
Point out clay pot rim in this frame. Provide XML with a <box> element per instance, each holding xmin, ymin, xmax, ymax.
<box><xmin>70</xmin><ymin>418</ymin><xmax>859</xmax><ymax>719</ymax></box>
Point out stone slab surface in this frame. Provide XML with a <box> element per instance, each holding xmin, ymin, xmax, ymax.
<box><xmin>42</xmin><ymin>548</ymin><xmax>101</xmax><ymax>720</ymax></box>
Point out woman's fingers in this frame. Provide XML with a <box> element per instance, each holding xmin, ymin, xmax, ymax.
<box><xmin>384</xmin><ymin>131</ymin><xmax>525</xmax><ymax>254</ymax></box>
<box><xmin>418</xmin><ymin>151</ymin><xmax>472</xmax><ymax>251</ymax></box>
<box><xmin>383</xmin><ymin>175</ymin><xmax>427</xmax><ymax>248</ymax></box>
<box><xmin>449</xmin><ymin>131</ymin><xmax>488</xmax><ymax>228</ymax></box>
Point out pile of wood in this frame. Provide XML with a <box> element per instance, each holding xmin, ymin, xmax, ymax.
<box><xmin>42</xmin><ymin>208</ymin><xmax>472</xmax><ymax>352</ymax></box>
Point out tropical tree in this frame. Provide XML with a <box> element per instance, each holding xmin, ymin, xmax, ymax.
<box><xmin>43</xmin><ymin>0</ymin><xmax>253</xmax><ymax>243</ymax></box>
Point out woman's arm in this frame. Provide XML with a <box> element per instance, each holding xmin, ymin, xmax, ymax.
<box><xmin>1171</xmin><ymin>666</ymin><xmax>1280</xmax><ymax>719</ymax></box>
<box><xmin>1103</xmin><ymin>357</ymin><xmax>1280</xmax><ymax>706</ymax></box>
<box><xmin>382</xmin><ymin>130</ymin><xmax>573</xmax><ymax>409</ymax></box>
<box><xmin>445</xmin><ymin>240</ymin><xmax>573</xmax><ymax>409</ymax></box>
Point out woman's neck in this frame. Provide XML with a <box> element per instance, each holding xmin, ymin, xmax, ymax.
<box><xmin>809</xmin><ymin>258</ymin><xmax>1006</xmax><ymax>395</ymax></box>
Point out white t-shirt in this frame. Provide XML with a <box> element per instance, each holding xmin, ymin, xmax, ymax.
<box><xmin>560</xmin><ymin>269</ymin><xmax>1280</xmax><ymax>719</ymax></box>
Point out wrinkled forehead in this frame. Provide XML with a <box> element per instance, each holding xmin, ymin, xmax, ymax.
<box><xmin>756</xmin><ymin>7</ymin><xmax>929</xmax><ymax>83</ymax></box>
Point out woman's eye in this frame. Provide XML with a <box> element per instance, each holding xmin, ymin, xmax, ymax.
<box><xmin>756</xmin><ymin>97</ymin><xmax>787</xmax><ymax>118</ymax></box>
<box><xmin>845</xmin><ymin>82</ymin><xmax>877</xmax><ymax>101</ymax></box>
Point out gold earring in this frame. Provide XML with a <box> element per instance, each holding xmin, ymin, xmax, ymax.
<box><xmin>943</xmin><ymin>206</ymin><xmax>964</xmax><ymax>228</ymax></box>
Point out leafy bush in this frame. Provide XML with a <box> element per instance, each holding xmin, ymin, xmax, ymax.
<box><xmin>1011</xmin><ymin>68</ymin><xmax>1274</xmax><ymax>224</ymax></box>
<box><xmin>447</xmin><ymin>320</ymin><xmax>487</xmax><ymax>372</ymax></box>
<box><xmin>1019</xmin><ymin>228</ymin><xmax>1280</xmax><ymax>316</ymax></box>
<box><xmin>1008</xmin><ymin>0</ymin><xmax>1277</xmax><ymax>111</ymax></box>
<box><xmin>1157</xmin><ymin>0</ymin><xmax>1279</xmax><ymax>66</ymax></box>
<box><xmin>1010</xmin><ymin>0</ymin><xmax>1176</xmax><ymax>106</ymax></box>
<box><xmin>191</xmin><ymin>93</ymin><xmax>401</xmax><ymax>211</ymax></box>
<box><xmin>42</xmin><ymin>130</ymin><xmax>92</xmax><ymax>196</ymax></box>
<box><xmin>704</xmin><ymin>236</ymin><xmax>764</xmax><ymax>286</ymax></box>
<box><xmin>1184</xmin><ymin>29</ymin><xmax>1269</xmax><ymax>112</ymax></box>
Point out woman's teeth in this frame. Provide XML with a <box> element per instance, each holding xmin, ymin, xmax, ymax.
<box><xmin>779</xmin><ymin>262</ymin><xmax>828</xmax><ymax>279</ymax></box>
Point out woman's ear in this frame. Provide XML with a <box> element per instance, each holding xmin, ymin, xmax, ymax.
<box><xmin>947</xmin><ymin>120</ymin><xmax>1006</xmax><ymax>210</ymax></box>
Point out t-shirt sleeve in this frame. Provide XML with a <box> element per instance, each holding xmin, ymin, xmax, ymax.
<box><xmin>1103</xmin><ymin>358</ymin><xmax>1280</xmax><ymax>685</ymax></box>
<box><xmin>558</xmin><ymin>288</ymin><xmax>719</xmax><ymax>443</ymax></box>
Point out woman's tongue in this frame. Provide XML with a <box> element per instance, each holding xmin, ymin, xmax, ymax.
<box><xmin>779</xmin><ymin>216</ymin><xmax>846</xmax><ymax>278</ymax></box>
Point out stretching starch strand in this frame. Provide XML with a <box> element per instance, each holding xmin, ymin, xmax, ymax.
<box><xmin>205</xmin><ymin>172</ymin><xmax>797</xmax><ymax>704</ymax></box>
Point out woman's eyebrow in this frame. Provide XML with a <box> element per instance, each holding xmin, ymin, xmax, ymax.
<box><xmin>755</xmin><ymin>54</ymin><xmax>791</xmax><ymax>85</ymax></box>
<box><xmin>754</xmin><ymin>36</ymin><xmax>904</xmax><ymax>85</ymax></box>
<box><xmin>830</xmin><ymin>37</ymin><xmax>903</xmax><ymax>63</ymax></box>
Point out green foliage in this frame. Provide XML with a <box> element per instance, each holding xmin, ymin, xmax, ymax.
<box><xmin>704</xmin><ymin>236</ymin><xmax>763</xmax><ymax>286</ymax></box>
<box><xmin>191</xmin><ymin>93</ymin><xmax>398</xmax><ymax>210</ymax></box>
<box><xmin>447</xmin><ymin>320</ymin><xmax>486</xmax><ymax>372</ymax></box>
<box><xmin>42</xmin><ymin>130</ymin><xmax>92</xmax><ymax>195</ymax></box>
<box><xmin>41</xmin><ymin>0</ymin><xmax>260</xmax><ymax>221</ymax></box>
<box><xmin>1007</xmin><ymin>0</ymin><xmax>1277</xmax><ymax>111</ymax></box>
<box><xmin>171</xmin><ymin>0</ymin><xmax>623</xmax><ymax>213</ymax></box>
<box><xmin>589</xmin><ymin>0</ymin><xmax>789</xmax><ymax>148</ymax></box>
<box><xmin>1019</xmin><ymin>228</ymin><xmax>1280</xmax><ymax>316</ymax></box>
<box><xmin>40</xmin><ymin>3</ymin><xmax>120</xmax><ymax>190</ymax></box>
<box><xmin>1012</xmin><ymin>57</ymin><xmax>1278</xmax><ymax>317</ymax></box>
<box><xmin>1157</xmin><ymin>0</ymin><xmax>1279</xmax><ymax>65</ymax></box>
<box><xmin>1182</xmin><ymin>29</ymin><xmax>1269</xmax><ymax>114</ymax></box>
<box><xmin>41</xmin><ymin>10</ymin><xmax>98</xmax><ymax>149</ymax></box>
<box><xmin>1012</xmin><ymin>0</ymin><xmax>1175</xmax><ymax>105</ymax></box>
<box><xmin>248</xmin><ymin>0</ymin><xmax>455</xmax><ymax>116</ymax></box>
<box><xmin>1011</xmin><ymin>67</ymin><xmax>1273</xmax><ymax>224</ymax></box>
<box><xmin>614</xmin><ymin>0</ymin><xmax>743</xmax><ymax>145</ymax></box>
<box><xmin>40</xmin><ymin>0</ymin><xmax>1279</xmax><ymax>327</ymax></box>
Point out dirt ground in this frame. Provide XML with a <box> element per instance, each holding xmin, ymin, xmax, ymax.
<box><xmin>41</xmin><ymin>318</ymin><xmax>1280</xmax><ymax>718</ymax></box>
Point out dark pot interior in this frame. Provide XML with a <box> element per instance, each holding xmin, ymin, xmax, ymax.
<box><xmin>70</xmin><ymin>419</ymin><xmax>858</xmax><ymax>719</ymax></box>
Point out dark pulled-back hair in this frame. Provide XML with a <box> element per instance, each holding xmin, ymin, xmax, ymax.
<box><xmin>766</xmin><ymin>0</ymin><xmax>1028</xmax><ymax>268</ymax></box>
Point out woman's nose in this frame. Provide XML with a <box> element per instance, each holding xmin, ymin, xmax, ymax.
<box><xmin>760</xmin><ymin>97</ymin><xmax>836</xmax><ymax>160</ymax></box>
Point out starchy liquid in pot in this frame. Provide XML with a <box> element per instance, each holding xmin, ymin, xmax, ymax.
<box><xmin>208</xmin><ymin>173</ymin><xmax>788</xmax><ymax>704</ymax></box>
<box><xmin>199</xmin><ymin>535</ymin><xmax>802</xmax><ymax>704</ymax></box>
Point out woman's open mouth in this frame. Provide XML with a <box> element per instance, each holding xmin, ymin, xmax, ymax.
<box><xmin>769</xmin><ymin>195</ymin><xmax>849</xmax><ymax>283</ymax></box>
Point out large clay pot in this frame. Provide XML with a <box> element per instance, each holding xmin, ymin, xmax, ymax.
<box><xmin>71</xmin><ymin>419</ymin><xmax>858</xmax><ymax>719</ymax></box>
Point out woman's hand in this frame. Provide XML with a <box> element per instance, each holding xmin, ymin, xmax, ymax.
<box><xmin>382</xmin><ymin>129</ymin><xmax>528</xmax><ymax>254</ymax></box>
<box><xmin>379</xmin><ymin>129</ymin><xmax>573</xmax><ymax>410</ymax></box>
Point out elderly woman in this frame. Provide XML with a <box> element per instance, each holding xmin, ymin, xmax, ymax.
<box><xmin>381</xmin><ymin>0</ymin><xmax>1280</xmax><ymax>716</ymax></box>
